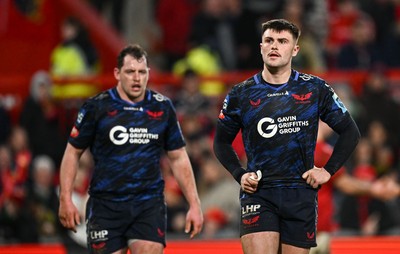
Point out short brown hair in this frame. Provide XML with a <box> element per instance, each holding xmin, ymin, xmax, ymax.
<box><xmin>117</xmin><ymin>44</ymin><xmax>148</xmax><ymax>69</ymax></box>
<box><xmin>261</xmin><ymin>19</ymin><xmax>301</xmax><ymax>40</ymax></box>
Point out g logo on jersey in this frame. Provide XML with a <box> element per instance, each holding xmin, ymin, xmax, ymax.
<box><xmin>257</xmin><ymin>117</ymin><xmax>278</xmax><ymax>138</ymax></box>
<box><xmin>109</xmin><ymin>126</ymin><xmax>129</xmax><ymax>145</ymax></box>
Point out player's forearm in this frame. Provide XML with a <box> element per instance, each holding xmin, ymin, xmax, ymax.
<box><xmin>325</xmin><ymin>117</ymin><xmax>360</xmax><ymax>175</ymax></box>
<box><xmin>213</xmin><ymin>125</ymin><xmax>245</xmax><ymax>183</ymax></box>
<box><xmin>59</xmin><ymin>143</ymin><xmax>82</xmax><ymax>201</ymax></box>
<box><xmin>169</xmin><ymin>149</ymin><xmax>201</xmax><ymax>207</ymax></box>
<box><xmin>178</xmin><ymin>172</ymin><xmax>201</xmax><ymax>208</ymax></box>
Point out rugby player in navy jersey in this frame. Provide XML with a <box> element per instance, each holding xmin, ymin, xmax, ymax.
<box><xmin>59</xmin><ymin>44</ymin><xmax>203</xmax><ymax>254</ymax></box>
<box><xmin>213</xmin><ymin>19</ymin><xmax>360</xmax><ymax>254</ymax></box>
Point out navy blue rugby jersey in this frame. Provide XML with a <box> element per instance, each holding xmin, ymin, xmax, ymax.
<box><xmin>218</xmin><ymin>70</ymin><xmax>350</xmax><ymax>188</ymax></box>
<box><xmin>68</xmin><ymin>88</ymin><xmax>185</xmax><ymax>201</ymax></box>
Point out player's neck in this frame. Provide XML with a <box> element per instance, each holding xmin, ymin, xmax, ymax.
<box><xmin>116</xmin><ymin>85</ymin><xmax>145</xmax><ymax>104</ymax></box>
<box><xmin>262</xmin><ymin>66</ymin><xmax>292</xmax><ymax>85</ymax></box>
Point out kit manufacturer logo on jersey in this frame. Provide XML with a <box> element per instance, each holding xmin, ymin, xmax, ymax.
<box><xmin>250</xmin><ymin>99</ymin><xmax>261</xmax><ymax>107</ymax></box>
<box><xmin>107</xmin><ymin>109</ymin><xmax>118</xmax><ymax>116</ymax></box>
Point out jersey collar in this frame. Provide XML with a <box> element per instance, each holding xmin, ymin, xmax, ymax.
<box><xmin>109</xmin><ymin>87</ymin><xmax>151</xmax><ymax>105</ymax></box>
<box><xmin>253</xmin><ymin>69</ymin><xmax>299</xmax><ymax>86</ymax></box>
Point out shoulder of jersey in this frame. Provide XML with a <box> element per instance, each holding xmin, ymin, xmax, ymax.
<box><xmin>296</xmin><ymin>71</ymin><xmax>325</xmax><ymax>85</ymax></box>
<box><xmin>90</xmin><ymin>90</ymin><xmax>111</xmax><ymax>101</ymax></box>
<box><xmin>150</xmin><ymin>90</ymin><xmax>170</xmax><ymax>103</ymax></box>
<box><xmin>235</xmin><ymin>77</ymin><xmax>256</xmax><ymax>89</ymax></box>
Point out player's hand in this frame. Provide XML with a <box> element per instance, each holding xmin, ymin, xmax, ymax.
<box><xmin>59</xmin><ymin>199</ymin><xmax>81</xmax><ymax>233</ymax></box>
<box><xmin>302</xmin><ymin>166</ymin><xmax>331</xmax><ymax>188</ymax></box>
<box><xmin>241</xmin><ymin>170</ymin><xmax>262</xmax><ymax>194</ymax></box>
<box><xmin>185</xmin><ymin>204</ymin><xmax>203</xmax><ymax>239</ymax></box>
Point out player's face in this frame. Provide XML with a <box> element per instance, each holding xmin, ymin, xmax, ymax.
<box><xmin>260</xmin><ymin>29</ymin><xmax>299</xmax><ymax>70</ymax></box>
<box><xmin>114</xmin><ymin>55</ymin><xmax>149</xmax><ymax>103</ymax></box>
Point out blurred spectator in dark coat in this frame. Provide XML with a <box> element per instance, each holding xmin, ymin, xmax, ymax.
<box><xmin>89</xmin><ymin>0</ymin><xmax>126</xmax><ymax>33</ymax></box>
<box><xmin>336</xmin><ymin>14</ymin><xmax>381</xmax><ymax>70</ymax></box>
<box><xmin>358</xmin><ymin>0</ymin><xmax>398</xmax><ymax>47</ymax></box>
<box><xmin>189</xmin><ymin>0</ymin><xmax>238</xmax><ymax>70</ymax></box>
<box><xmin>227</xmin><ymin>0</ymin><xmax>263</xmax><ymax>70</ymax></box>
<box><xmin>357</xmin><ymin>70</ymin><xmax>400</xmax><ymax>150</ymax></box>
<box><xmin>174</xmin><ymin>69</ymin><xmax>211</xmax><ymax>118</ymax></box>
<box><xmin>382</xmin><ymin>16</ymin><xmax>400</xmax><ymax>68</ymax></box>
<box><xmin>19</xmin><ymin>70</ymin><xmax>67</xmax><ymax>167</ymax></box>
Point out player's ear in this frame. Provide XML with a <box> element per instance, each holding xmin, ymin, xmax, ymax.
<box><xmin>292</xmin><ymin>44</ymin><xmax>300</xmax><ymax>57</ymax></box>
<box><xmin>114</xmin><ymin>67</ymin><xmax>120</xmax><ymax>80</ymax></box>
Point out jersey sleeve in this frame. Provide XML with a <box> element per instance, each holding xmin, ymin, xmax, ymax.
<box><xmin>217</xmin><ymin>88</ymin><xmax>242</xmax><ymax>135</ymax></box>
<box><xmin>68</xmin><ymin>100</ymin><xmax>96</xmax><ymax>149</ymax></box>
<box><xmin>164</xmin><ymin>99</ymin><xmax>186</xmax><ymax>151</ymax></box>
<box><xmin>318</xmin><ymin>82</ymin><xmax>351</xmax><ymax>129</ymax></box>
<box><xmin>318</xmin><ymin>81</ymin><xmax>360</xmax><ymax>175</ymax></box>
<box><xmin>314</xmin><ymin>141</ymin><xmax>346</xmax><ymax>180</ymax></box>
<box><xmin>214</xmin><ymin>87</ymin><xmax>246</xmax><ymax>183</ymax></box>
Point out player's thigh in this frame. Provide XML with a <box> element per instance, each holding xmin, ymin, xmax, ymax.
<box><xmin>240</xmin><ymin>190</ymin><xmax>280</xmax><ymax>236</ymax></box>
<box><xmin>128</xmin><ymin>239</ymin><xmax>164</xmax><ymax>254</ymax></box>
<box><xmin>281</xmin><ymin>243</ymin><xmax>310</xmax><ymax>254</ymax></box>
<box><xmin>126</xmin><ymin>197</ymin><xmax>167</xmax><ymax>246</ymax></box>
<box><xmin>241</xmin><ymin>231</ymin><xmax>280</xmax><ymax>254</ymax></box>
<box><xmin>86</xmin><ymin>197</ymin><xmax>131</xmax><ymax>253</ymax></box>
<box><xmin>280</xmin><ymin>188</ymin><xmax>317</xmax><ymax>249</ymax></box>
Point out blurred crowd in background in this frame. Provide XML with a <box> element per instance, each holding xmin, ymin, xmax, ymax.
<box><xmin>1</xmin><ymin>0</ymin><xmax>400</xmax><ymax>253</ymax></box>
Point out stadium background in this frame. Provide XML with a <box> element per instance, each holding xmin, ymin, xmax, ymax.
<box><xmin>1</xmin><ymin>0</ymin><xmax>400</xmax><ymax>253</ymax></box>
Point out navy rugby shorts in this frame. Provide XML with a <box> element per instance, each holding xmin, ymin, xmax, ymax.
<box><xmin>86</xmin><ymin>196</ymin><xmax>166</xmax><ymax>253</ymax></box>
<box><xmin>240</xmin><ymin>187</ymin><xmax>318</xmax><ymax>248</ymax></box>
